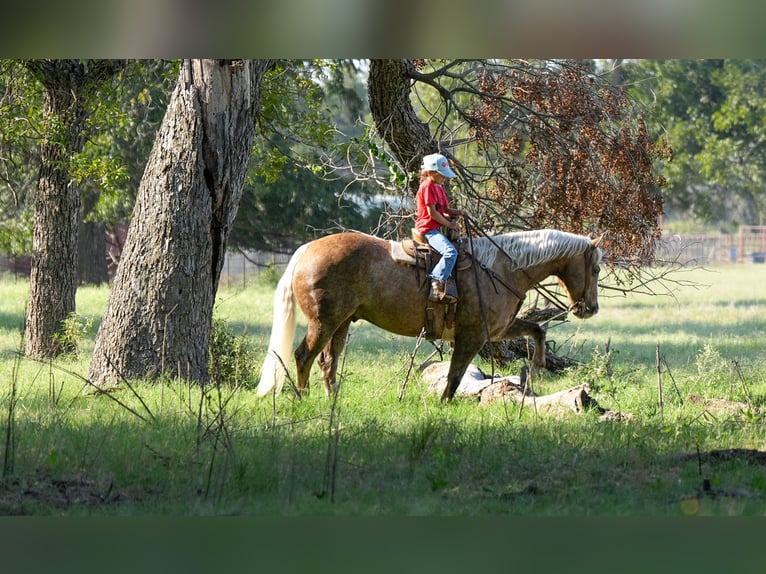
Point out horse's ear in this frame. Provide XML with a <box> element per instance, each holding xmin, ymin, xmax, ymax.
<box><xmin>591</xmin><ymin>234</ymin><xmax>604</xmax><ymax>249</ymax></box>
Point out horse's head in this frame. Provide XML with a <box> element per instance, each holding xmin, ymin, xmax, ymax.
<box><xmin>557</xmin><ymin>235</ymin><xmax>603</xmax><ymax>319</ymax></box>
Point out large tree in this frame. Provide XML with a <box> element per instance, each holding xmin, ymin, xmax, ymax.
<box><xmin>89</xmin><ymin>59</ymin><xmax>274</xmax><ymax>386</ymax></box>
<box><xmin>365</xmin><ymin>59</ymin><xmax>668</xmax><ymax>270</ymax></box>
<box><xmin>23</xmin><ymin>59</ymin><xmax>124</xmax><ymax>358</ymax></box>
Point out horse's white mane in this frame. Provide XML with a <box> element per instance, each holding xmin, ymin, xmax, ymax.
<box><xmin>470</xmin><ymin>229</ymin><xmax>599</xmax><ymax>270</ymax></box>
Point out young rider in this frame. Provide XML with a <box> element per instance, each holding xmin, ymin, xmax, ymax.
<box><xmin>415</xmin><ymin>153</ymin><xmax>466</xmax><ymax>302</ymax></box>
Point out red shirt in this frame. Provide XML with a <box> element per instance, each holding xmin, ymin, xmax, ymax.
<box><xmin>415</xmin><ymin>179</ymin><xmax>450</xmax><ymax>234</ymax></box>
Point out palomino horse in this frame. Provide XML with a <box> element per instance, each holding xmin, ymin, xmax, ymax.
<box><xmin>257</xmin><ymin>229</ymin><xmax>603</xmax><ymax>402</ymax></box>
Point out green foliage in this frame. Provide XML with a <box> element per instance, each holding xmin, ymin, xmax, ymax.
<box><xmin>208</xmin><ymin>317</ymin><xmax>258</xmax><ymax>389</ymax></box>
<box><xmin>626</xmin><ymin>59</ymin><xmax>766</xmax><ymax>225</ymax></box>
<box><xmin>693</xmin><ymin>343</ymin><xmax>731</xmax><ymax>392</ymax></box>
<box><xmin>233</xmin><ymin>159</ymin><xmax>384</xmax><ymax>252</ymax></box>
<box><xmin>0</xmin><ymin>59</ymin><xmax>176</xmax><ymax>262</ymax></box>
<box><xmin>231</xmin><ymin>60</ymin><xmax>388</xmax><ymax>252</ymax></box>
<box><xmin>84</xmin><ymin>60</ymin><xmax>176</xmax><ymax>224</ymax></box>
<box><xmin>51</xmin><ymin>312</ymin><xmax>94</xmax><ymax>359</ymax></box>
<box><xmin>254</xmin><ymin>262</ymin><xmax>283</xmax><ymax>288</ymax></box>
<box><xmin>0</xmin><ymin>209</ymin><xmax>32</xmax><ymax>255</ymax></box>
<box><xmin>0</xmin><ymin>62</ymin><xmax>41</xmax><ymax>255</ymax></box>
<box><xmin>572</xmin><ymin>344</ymin><xmax>615</xmax><ymax>393</ymax></box>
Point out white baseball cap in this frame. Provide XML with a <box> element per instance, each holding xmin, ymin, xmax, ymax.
<box><xmin>421</xmin><ymin>153</ymin><xmax>457</xmax><ymax>178</ymax></box>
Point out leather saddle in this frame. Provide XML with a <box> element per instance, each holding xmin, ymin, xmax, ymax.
<box><xmin>390</xmin><ymin>231</ymin><xmax>434</xmax><ymax>267</ymax></box>
<box><xmin>390</xmin><ymin>229</ymin><xmax>470</xmax><ymax>272</ymax></box>
<box><xmin>389</xmin><ymin>230</ymin><xmax>471</xmax><ymax>341</ymax></box>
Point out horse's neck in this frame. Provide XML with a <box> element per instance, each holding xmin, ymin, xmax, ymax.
<box><xmin>504</xmin><ymin>258</ymin><xmax>560</xmax><ymax>289</ymax></box>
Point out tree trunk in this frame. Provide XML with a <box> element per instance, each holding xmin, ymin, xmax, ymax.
<box><xmin>25</xmin><ymin>112</ymin><xmax>82</xmax><ymax>356</ymax></box>
<box><xmin>88</xmin><ymin>59</ymin><xmax>273</xmax><ymax>386</ymax></box>
<box><xmin>23</xmin><ymin>60</ymin><xmax>123</xmax><ymax>358</ymax></box>
<box><xmin>24</xmin><ymin>63</ymin><xmax>87</xmax><ymax>357</ymax></box>
<box><xmin>78</xmin><ymin>190</ymin><xmax>108</xmax><ymax>285</ymax></box>
<box><xmin>368</xmin><ymin>59</ymin><xmax>434</xmax><ymax>193</ymax></box>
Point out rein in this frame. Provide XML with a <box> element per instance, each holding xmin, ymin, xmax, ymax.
<box><xmin>464</xmin><ymin>219</ymin><xmax>500</xmax><ymax>383</ymax></box>
<box><xmin>461</xmin><ymin>214</ymin><xmax>526</xmax><ymax>302</ymax></box>
<box><xmin>461</xmin><ymin>215</ymin><xmax>579</xmax><ymax>315</ymax></box>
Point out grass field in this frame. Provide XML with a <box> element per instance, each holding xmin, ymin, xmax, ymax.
<box><xmin>1</xmin><ymin>263</ymin><xmax>766</xmax><ymax>516</ymax></box>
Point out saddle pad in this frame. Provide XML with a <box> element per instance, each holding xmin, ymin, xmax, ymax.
<box><xmin>390</xmin><ymin>240</ymin><xmax>417</xmax><ymax>265</ymax></box>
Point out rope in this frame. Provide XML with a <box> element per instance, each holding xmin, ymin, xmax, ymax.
<box><xmin>463</xmin><ymin>215</ymin><xmax>499</xmax><ymax>385</ymax></box>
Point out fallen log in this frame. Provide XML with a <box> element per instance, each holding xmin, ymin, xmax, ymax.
<box><xmin>478</xmin><ymin>379</ymin><xmax>600</xmax><ymax>414</ymax></box>
<box><xmin>686</xmin><ymin>394</ymin><xmax>761</xmax><ymax>418</ymax></box>
<box><xmin>420</xmin><ymin>361</ymin><xmax>632</xmax><ymax>420</ymax></box>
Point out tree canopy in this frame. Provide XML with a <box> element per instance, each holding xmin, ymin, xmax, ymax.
<box><xmin>0</xmin><ymin>60</ymin><xmax>176</xmax><ymax>259</ymax></box>
<box><xmin>9</xmin><ymin>58</ymin><xmax>766</xmax><ymax>275</ymax></box>
<box><xmin>625</xmin><ymin>59</ymin><xmax>766</xmax><ymax>229</ymax></box>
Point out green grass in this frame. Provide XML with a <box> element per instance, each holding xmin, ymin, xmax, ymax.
<box><xmin>2</xmin><ymin>264</ymin><xmax>766</xmax><ymax>515</ymax></box>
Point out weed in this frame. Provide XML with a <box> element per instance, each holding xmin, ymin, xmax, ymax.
<box><xmin>52</xmin><ymin>312</ymin><xmax>93</xmax><ymax>359</ymax></box>
<box><xmin>255</xmin><ymin>262</ymin><xmax>283</xmax><ymax>288</ymax></box>
<box><xmin>209</xmin><ymin>317</ymin><xmax>258</xmax><ymax>388</ymax></box>
<box><xmin>693</xmin><ymin>343</ymin><xmax>730</xmax><ymax>392</ymax></box>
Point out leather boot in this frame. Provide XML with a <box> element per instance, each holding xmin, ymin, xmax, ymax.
<box><xmin>429</xmin><ymin>280</ymin><xmax>445</xmax><ymax>302</ymax></box>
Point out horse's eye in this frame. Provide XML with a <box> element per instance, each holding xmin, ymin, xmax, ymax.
<box><xmin>593</xmin><ymin>265</ymin><xmax>600</xmax><ymax>275</ymax></box>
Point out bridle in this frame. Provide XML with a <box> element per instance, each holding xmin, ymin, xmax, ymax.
<box><xmin>567</xmin><ymin>246</ymin><xmax>600</xmax><ymax>317</ymax></box>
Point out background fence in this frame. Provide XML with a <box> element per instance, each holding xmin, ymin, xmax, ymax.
<box><xmin>219</xmin><ymin>249</ymin><xmax>292</xmax><ymax>288</ymax></box>
<box><xmin>2</xmin><ymin>226</ymin><xmax>765</xmax><ymax>286</ymax></box>
<box><xmin>221</xmin><ymin>226</ymin><xmax>766</xmax><ymax>286</ymax></box>
<box><xmin>656</xmin><ymin>225</ymin><xmax>766</xmax><ymax>266</ymax></box>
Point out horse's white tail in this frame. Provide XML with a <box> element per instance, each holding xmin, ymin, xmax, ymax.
<box><xmin>256</xmin><ymin>243</ymin><xmax>310</xmax><ymax>397</ymax></box>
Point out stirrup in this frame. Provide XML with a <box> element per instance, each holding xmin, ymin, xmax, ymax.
<box><xmin>444</xmin><ymin>278</ymin><xmax>458</xmax><ymax>302</ymax></box>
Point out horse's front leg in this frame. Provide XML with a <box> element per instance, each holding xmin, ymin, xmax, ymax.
<box><xmin>441</xmin><ymin>335</ymin><xmax>486</xmax><ymax>402</ymax></box>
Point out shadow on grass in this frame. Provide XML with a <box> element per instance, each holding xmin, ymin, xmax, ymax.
<box><xmin>3</xmin><ymin>379</ymin><xmax>766</xmax><ymax>516</ymax></box>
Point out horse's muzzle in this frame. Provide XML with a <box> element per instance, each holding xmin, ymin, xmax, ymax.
<box><xmin>570</xmin><ymin>301</ymin><xmax>598</xmax><ymax>319</ymax></box>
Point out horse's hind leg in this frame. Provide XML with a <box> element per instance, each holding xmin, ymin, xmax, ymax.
<box><xmin>317</xmin><ymin>319</ymin><xmax>351</xmax><ymax>396</ymax></box>
<box><xmin>295</xmin><ymin>315</ymin><xmax>352</xmax><ymax>397</ymax></box>
<box><xmin>294</xmin><ymin>318</ymin><xmax>335</xmax><ymax>396</ymax></box>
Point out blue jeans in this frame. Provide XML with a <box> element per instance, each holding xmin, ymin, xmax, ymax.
<box><xmin>425</xmin><ymin>229</ymin><xmax>457</xmax><ymax>283</ymax></box>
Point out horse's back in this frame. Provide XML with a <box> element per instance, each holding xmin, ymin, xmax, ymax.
<box><xmin>292</xmin><ymin>232</ymin><xmax>387</xmax><ymax>289</ymax></box>
<box><xmin>293</xmin><ymin>232</ymin><xmax>426</xmax><ymax>335</ymax></box>
<box><xmin>306</xmin><ymin>231</ymin><xmax>386</xmax><ymax>257</ymax></box>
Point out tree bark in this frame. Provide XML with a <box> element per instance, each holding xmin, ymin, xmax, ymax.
<box><xmin>368</xmin><ymin>59</ymin><xmax>434</xmax><ymax>193</ymax></box>
<box><xmin>24</xmin><ymin>60</ymin><xmax>121</xmax><ymax>357</ymax></box>
<box><xmin>88</xmin><ymin>59</ymin><xmax>273</xmax><ymax>386</ymax></box>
